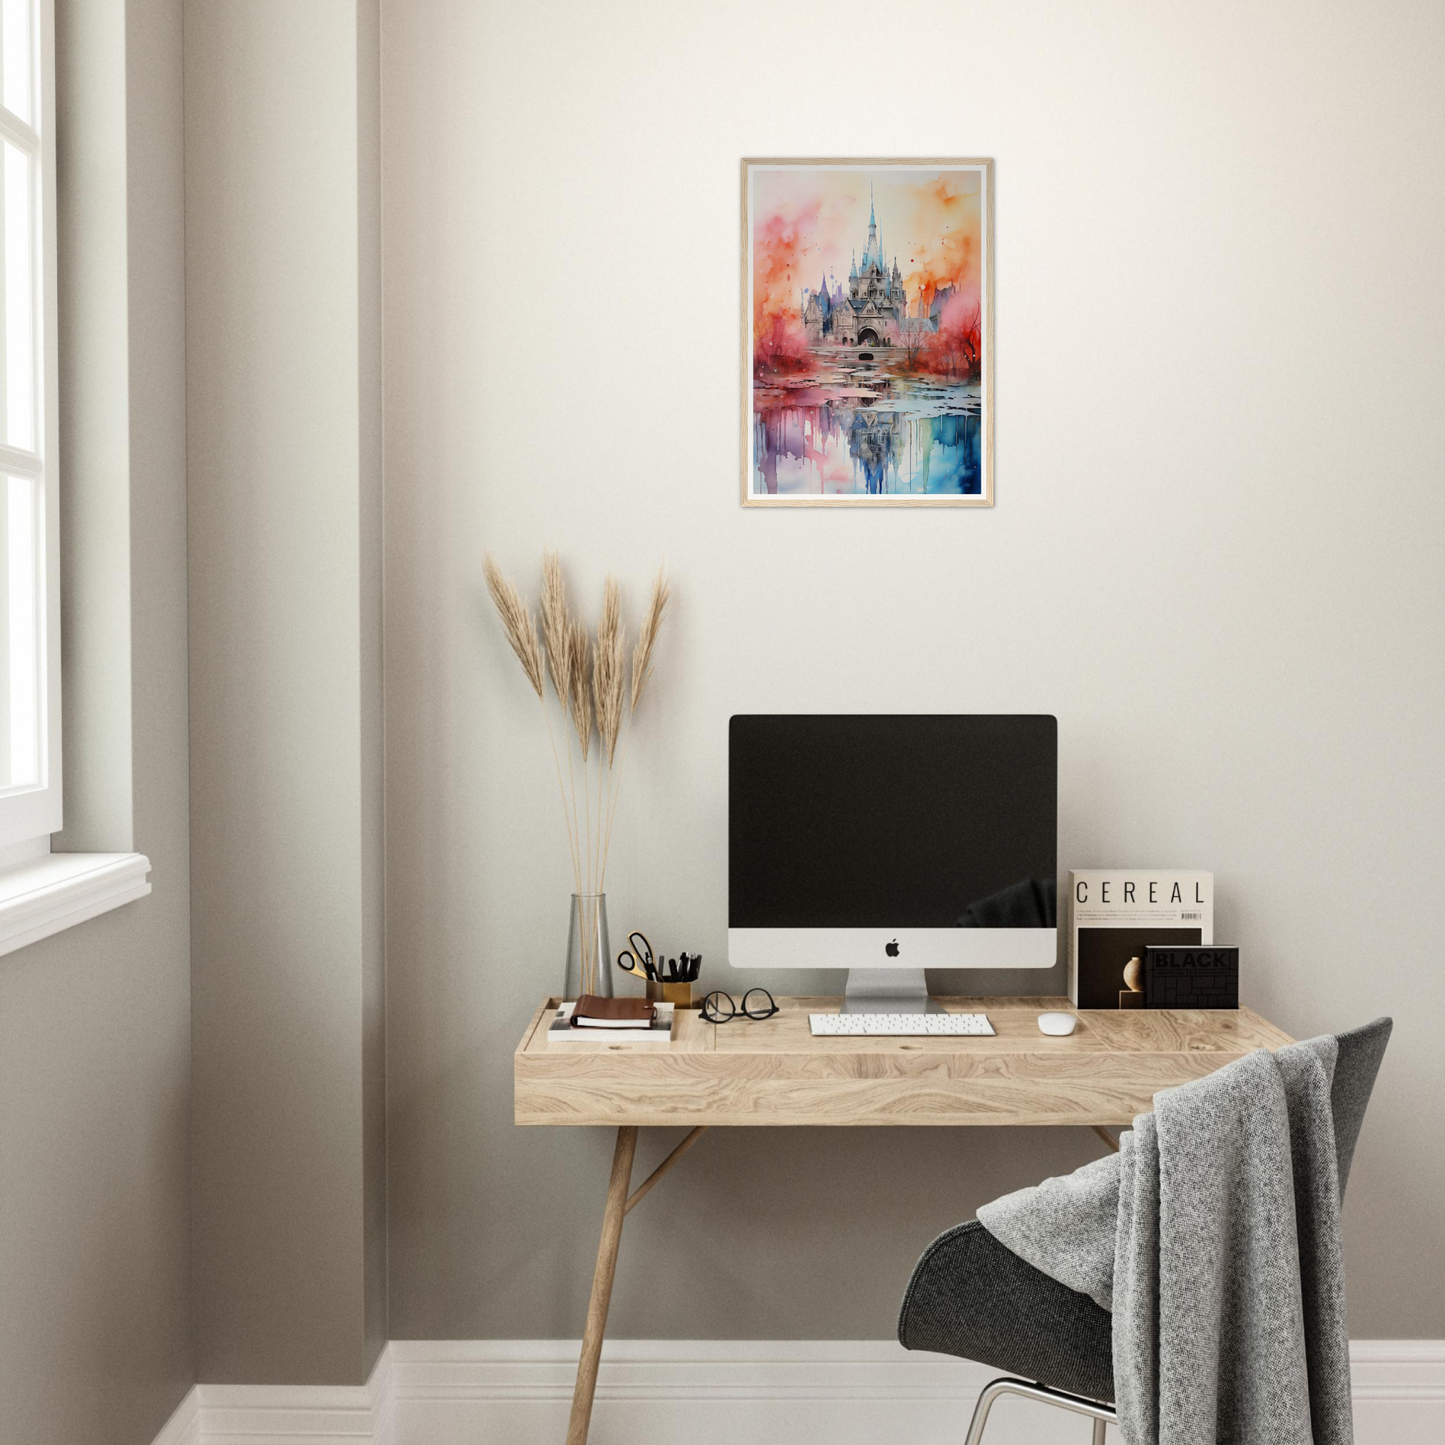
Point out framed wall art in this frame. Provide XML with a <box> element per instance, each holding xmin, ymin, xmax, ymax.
<box><xmin>742</xmin><ymin>157</ymin><xmax>994</xmax><ymax>507</ymax></box>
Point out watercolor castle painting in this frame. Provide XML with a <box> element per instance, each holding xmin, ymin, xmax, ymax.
<box><xmin>742</xmin><ymin>159</ymin><xmax>993</xmax><ymax>506</ymax></box>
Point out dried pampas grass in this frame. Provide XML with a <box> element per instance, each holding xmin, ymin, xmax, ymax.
<box><xmin>483</xmin><ymin>554</ymin><xmax>544</xmax><ymax>700</ymax></box>
<box><xmin>567</xmin><ymin>618</ymin><xmax>593</xmax><ymax>761</ymax></box>
<box><xmin>593</xmin><ymin>578</ymin><xmax>626</xmax><ymax>766</ymax></box>
<box><xmin>631</xmin><ymin>567</ymin><xmax>670</xmax><ymax>710</ymax></box>
<box><xmin>483</xmin><ymin>550</ymin><xmax>670</xmax><ymax>931</ymax></box>
<box><xmin>540</xmin><ymin>550</ymin><xmax>572</xmax><ymax>706</ymax></box>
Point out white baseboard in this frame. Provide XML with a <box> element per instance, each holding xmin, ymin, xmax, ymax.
<box><xmin>149</xmin><ymin>1353</ymin><xmax>394</xmax><ymax>1445</ymax></box>
<box><xmin>150</xmin><ymin>1339</ymin><xmax>1445</xmax><ymax>1445</ymax></box>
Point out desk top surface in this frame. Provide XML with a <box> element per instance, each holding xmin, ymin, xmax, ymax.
<box><xmin>514</xmin><ymin>996</ymin><xmax>1293</xmax><ymax>1128</ymax></box>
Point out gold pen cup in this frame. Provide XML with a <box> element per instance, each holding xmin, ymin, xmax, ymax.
<box><xmin>647</xmin><ymin>979</ymin><xmax>693</xmax><ymax>1009</ymax></box>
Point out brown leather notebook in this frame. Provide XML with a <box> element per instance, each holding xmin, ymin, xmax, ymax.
<box><xmin>571</xmin><ymin>995</ymin><xmax>656</xmax><ymax>1028</ymax></box>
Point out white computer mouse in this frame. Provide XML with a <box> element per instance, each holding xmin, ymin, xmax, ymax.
<box><xmin>1037</xmin><ymin>1011</ymin><xmax>1078</xmax><ymax>1036</ymax></box>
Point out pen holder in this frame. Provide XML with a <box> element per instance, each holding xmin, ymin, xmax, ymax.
<box><xmin>647</xmin><ymin>979</ymin><xmax>693</xmax><ymax>1009</ymax></box>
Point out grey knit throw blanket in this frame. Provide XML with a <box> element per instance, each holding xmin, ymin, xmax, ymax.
<box><xmin>977</xmin><ymin>1037</ymin><xmax>1353</xmax><ymax>1445</ymax></box>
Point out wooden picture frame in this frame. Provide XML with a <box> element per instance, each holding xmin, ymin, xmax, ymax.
<box><xmin>741</xmin><ymin>157</ymin><xmax>995</xmax><ymax>507</ymax></box>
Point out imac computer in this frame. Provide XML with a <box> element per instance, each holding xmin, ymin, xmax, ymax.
<box><xmin>728</xmin><ymin>714</ymin><xmax>1058</xmax><ymax>1013</ymax></box>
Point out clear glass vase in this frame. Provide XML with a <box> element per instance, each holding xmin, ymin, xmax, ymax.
<box><xmin>564</xmin><ymin>893</ymin><xmax>612</xmax><ymax>1001</ymax></box>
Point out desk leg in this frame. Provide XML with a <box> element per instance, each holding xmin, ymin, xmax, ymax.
<box><xmin>1091</xmin><ymin>1126</ymin><xmax>1121</xmax><ymax>1154</ymax></box>
<box><xmin>566</xmin><ymin>1125</ymin><xmax>638</xmax><ymax>1445</ymax></box>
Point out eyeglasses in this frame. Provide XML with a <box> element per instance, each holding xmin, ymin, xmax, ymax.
<box><xmin>701</xmin><ymin>988</ymin><xmax>779</xmax><ymax>1023</ymax></box>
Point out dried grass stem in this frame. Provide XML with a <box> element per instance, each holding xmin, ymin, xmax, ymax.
<box><xmin>483</xmin><ymin>553</ymin><xmax>669</xmax><ymax>945</ymax></box>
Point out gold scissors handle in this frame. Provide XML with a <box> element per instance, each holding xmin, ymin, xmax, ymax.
<box><xmin>616</xmin><ymin>929</ymin><xmax>655</xmax><ymax>980</ymax></box>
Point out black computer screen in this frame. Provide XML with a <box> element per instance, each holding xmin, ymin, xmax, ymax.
<box><xmin>728</xmin><ymin>715</ymin><xmax>1057</xmax><ymax>929</ymax></box>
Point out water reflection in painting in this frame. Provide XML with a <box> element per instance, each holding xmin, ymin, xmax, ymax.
<box><xmin>753</xmin><ymin>362</ymin><xmax>982</xmax><ymax>496</ymax></box>
<box><xmin>745</xmin><ymin>161</ymin><xmax>991</xmax><ymax>502</ymax></box>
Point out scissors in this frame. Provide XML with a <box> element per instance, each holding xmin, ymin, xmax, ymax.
<box><xmin>616</xmin><ymin>931</ymin><xmax>657</xmax><ymax>982</ymax></box>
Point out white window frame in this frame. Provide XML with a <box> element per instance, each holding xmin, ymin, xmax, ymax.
<box><xmin>0</xmin><ymin>0</ymin><xmax>150</xmax><ymax>955</ymax></box>
<box><xmin>0</xmin><ymin>0</ymin><xmax>59</xmax><ymax>853</ymax></box>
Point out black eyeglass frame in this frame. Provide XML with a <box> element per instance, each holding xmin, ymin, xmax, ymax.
<box><xmin>700</xmin><ymin>988</ymin><xmax>779</xmax><ymax>1023</ymax></box>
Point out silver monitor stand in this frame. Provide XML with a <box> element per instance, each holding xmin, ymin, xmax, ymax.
<box><xmin>841</xmin><ymin>967</ymin><xmax>942</xmax><ymax>1015</ymax></box>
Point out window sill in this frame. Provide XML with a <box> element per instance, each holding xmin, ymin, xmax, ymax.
<box><xmin>0</xmin><ymin>852</ymin><xmax>152</xmax><ymax>958</ymax></box>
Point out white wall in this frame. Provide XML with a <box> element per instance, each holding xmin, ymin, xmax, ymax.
<box><xmin>382</xmin><ymin>0</ymin><xmax>1445</xmax><ymax>1341</ymax></box>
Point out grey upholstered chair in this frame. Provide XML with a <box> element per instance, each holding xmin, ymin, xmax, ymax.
<box><xmin>898</xmin><ymin>1018</ymin><xmax>1392</xmax><ymax>1444</ymax></box>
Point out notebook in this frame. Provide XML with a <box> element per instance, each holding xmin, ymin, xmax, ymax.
<box><xmin>571</xmin><ymin>994</ymin><xmax>656</xmax><ymax>1028</ymax></box>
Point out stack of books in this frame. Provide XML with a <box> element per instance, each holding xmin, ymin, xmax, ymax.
<box><xmin>546</xmin><ymin>998</ymin><xmax>676</xmax><ymax>1045</ymax></box>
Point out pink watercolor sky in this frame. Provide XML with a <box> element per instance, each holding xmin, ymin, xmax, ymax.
<box><xmin>751</xmin><ymin>166</ymin><xmax>984</xmax><ymax>332</ymax></box>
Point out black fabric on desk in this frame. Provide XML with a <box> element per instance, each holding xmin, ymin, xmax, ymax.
<box><xmin>897</xmin><ymin>1219</ymin><xmax>1115</xmax><ymax>1403</ymax></box>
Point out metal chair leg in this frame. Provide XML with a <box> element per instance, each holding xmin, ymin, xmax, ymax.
<box><xmin>963</xmin><ymin>1377</ymin><xmax>1117</xmax><ymax>1445</ymax></box>
<box><xmin>962</xmin><ymin>1378</ymin><xmax>1009</xmax><ymax>1445</ymax></box>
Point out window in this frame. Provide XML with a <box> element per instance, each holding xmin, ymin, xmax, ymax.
<box><xmin>0</xmin><ymin>0</ymin><xmax>149</xmax><ymax>951</ymax></box>
<box><xmin>0</xmin><ymin>0</ymin><xmax>57</xmax><ymax>855</ymax></box>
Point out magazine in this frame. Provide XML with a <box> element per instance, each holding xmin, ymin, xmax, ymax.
<box><xmin>1068</xmin><ymin>870</ymin><xmax>1213</xmax><ymax>1009</ymax></box>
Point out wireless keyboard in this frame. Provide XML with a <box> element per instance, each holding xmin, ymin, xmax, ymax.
<box><xmin>808</xmin><ymin>1012</ymin><xmax>995</xmax><ymax>1037</ymax></box>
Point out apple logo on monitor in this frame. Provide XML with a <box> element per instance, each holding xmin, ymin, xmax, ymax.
<box><xmin>885</xmin><ymin>939</ymin><xmax>900</xmax><ymax>957</ymax></box>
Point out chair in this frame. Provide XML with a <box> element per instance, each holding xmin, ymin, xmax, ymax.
<box><xmin>897</xmin><ymin>1018</ymin><xmax>1392</xmax><ymax>1443</ymax></box>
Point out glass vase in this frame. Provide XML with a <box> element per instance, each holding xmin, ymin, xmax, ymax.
<box><xmin>564</xmin><ymin>893</ymin><xmax>612</xmax><ymax>1001</ymax></box>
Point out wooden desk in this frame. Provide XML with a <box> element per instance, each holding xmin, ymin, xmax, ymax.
<box><xmin>514</xmin><ymin>995</ymin><xmax>1293</xmax><ymax>1444</ymax></box>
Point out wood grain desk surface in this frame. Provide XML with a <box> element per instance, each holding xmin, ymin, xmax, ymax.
<box><xmin>514</xmin><ymin>996</ymin><xmax>1294</xmax><ymax>1129</ymax></box>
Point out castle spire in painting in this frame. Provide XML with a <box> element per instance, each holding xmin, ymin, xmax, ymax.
<box><xmin>805</xmin><ymin>198</ymin><xmax>935</xmax><ymax>349</ymax></box>
<box><xmin>862</xmin><ymin>187</ymin><xmax>882</xmax><ymax>270</ymax></box>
